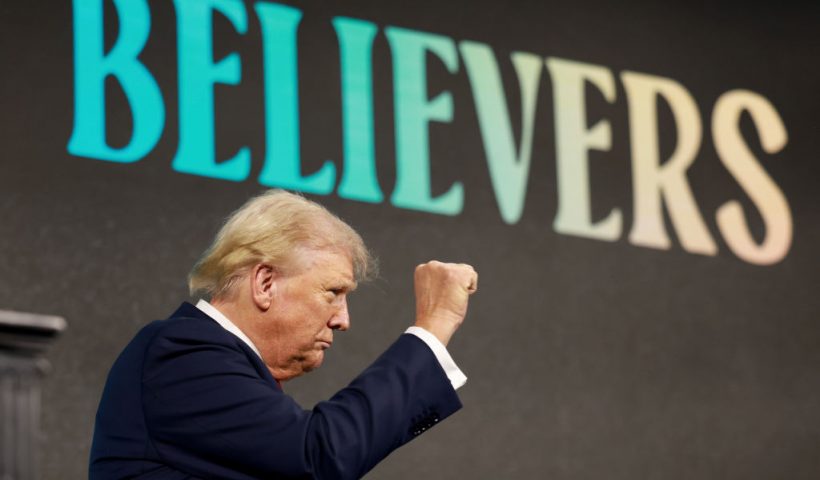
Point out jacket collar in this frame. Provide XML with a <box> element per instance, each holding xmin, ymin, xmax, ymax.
<box><xmin>167</xmin><ymin>302</ymin><xmax>283</xmax><ymax>391</ymax></box>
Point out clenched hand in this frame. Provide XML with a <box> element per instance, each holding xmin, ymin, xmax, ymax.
<box><xmin>413</xmin><ymin>261</ymin><xmax>478</xmax><ymax>346</ymax></box>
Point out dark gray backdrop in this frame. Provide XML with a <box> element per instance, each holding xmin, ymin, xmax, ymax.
<box><xmin>1</xmin><ymin>1</ymin><xmax>818</xmax><ymax>479</ymax></box>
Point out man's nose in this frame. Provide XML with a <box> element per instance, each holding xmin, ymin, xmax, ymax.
<box><xmin>328</xmin><ymin>300</ymin><xmax>350</xmax><ymax>331</ymax></box>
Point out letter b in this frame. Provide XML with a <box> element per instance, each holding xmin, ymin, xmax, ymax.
<box><xmin>68</xmin><ymin>0</ymin><xmax>164</xmax><ymax>162</ymax></box>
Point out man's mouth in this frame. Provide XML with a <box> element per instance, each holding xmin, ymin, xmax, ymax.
<box><xmin>317</xmin><ymin>340</ymin><xmax>332</xmax><ymax>349</ymax></box>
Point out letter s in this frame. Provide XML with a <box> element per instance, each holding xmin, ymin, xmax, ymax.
<box><xmin>712</xmin><ymin>90</ymin><xmax>792</xmax><ymax>265</ymax></box>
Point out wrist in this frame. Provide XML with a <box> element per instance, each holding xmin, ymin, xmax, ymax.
<box><xmin>414</xmin><ymin>317</ymin><xmax>458</xmax><ymax>347</ymax></box>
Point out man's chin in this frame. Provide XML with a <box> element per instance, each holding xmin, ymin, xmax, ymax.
<box><xmin>304</xmin><ymin>352</ymin><xmax>324</xmax><ymax>372</ymax></box>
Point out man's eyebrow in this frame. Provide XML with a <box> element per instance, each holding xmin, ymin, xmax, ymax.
<box><xmin>327</xmin><ymin>280</ymin><xmax>357</xmax><ymax>292</ymax></box>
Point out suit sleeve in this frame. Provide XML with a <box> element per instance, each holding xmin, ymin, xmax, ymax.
<box><xmin>141</xmin><ymin>321</ymin><xmax>462</xmax><ymax>480</ymax></box>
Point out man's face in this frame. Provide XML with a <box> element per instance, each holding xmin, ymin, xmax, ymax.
<box><xmin>257</xmin><ymin>248</ymin><xmax>356</xmax><ymax>380</ymax></box>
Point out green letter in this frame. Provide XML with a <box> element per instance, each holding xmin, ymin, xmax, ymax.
<box><xmin>172</xmin><ymin>0</ymin><xmax>250</xmax><ymax>181</ymax></box>
<box><xmin>385</xmin><ymin>27</ymin><xmax>462</xmax><ymax>215</ymax></box>
<box><xmin>460</xmin><ymin>42</ymin><xmax>541</xmax><ymax>224</ymax></box>
<box><xmin>256</xmin><ymin>2</ymin><xmax>335</xmax><ymax>194</ymax></box>
<box><xmin>334</xmin><ymin>17</ymin><xmax>383</xmax><ymax>203</ymax></box>
<box><xmin>68</xmin><ymin>0</ymin><xmax>164</xmax><ymax>162</ymax></box>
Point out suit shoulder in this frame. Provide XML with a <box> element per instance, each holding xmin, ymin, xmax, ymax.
<box><xmin>130</xmin><ymin>312</ymin><xmax>236</xmax><ymax>354</ymax></box>
<box><xmin>140</xmin><ymin>313</ymin><xmax>264</xmax><ymax>382</ymax></box>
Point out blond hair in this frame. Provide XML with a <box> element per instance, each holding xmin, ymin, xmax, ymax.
<box><xmin>188</xmin><ymin>190</ymin><xmax>375</xmax><ymax>299</ymax></box>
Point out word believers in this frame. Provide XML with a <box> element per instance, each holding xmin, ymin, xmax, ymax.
<box><xmin>69</xmin><ymin>0</ymin><xmax>792</xmax><ymax>265</ymax></box>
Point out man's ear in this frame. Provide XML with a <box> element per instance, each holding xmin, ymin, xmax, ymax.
<box><xmin>251</xmin><ymin>263</ymin><xmax>277</xmax><ymax>311</ymax></box>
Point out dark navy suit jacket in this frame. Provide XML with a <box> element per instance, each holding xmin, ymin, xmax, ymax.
<box><xmin>90</xmin><ymin>302</ymin><xmax>462</xmax><ymax>479</ymax></box>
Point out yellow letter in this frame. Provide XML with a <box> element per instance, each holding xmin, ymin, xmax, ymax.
<box><xmin>622</xmin><ymin>71</ymin><xmax>716</xmax><ymax>255</ymax></box>
<box><xmin>547</xmin><ymin>57</ymin><xmax>622</xmax><ymax>241</ymax></box>
<box><xmin>712</xmin><ymin>90</ymin><xmax>791</xmax><ymax>265</ymax></box>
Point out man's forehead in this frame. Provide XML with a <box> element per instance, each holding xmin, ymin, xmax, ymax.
<box><xmin>294</xmin><ymin>247</ymin><xmax>355</xmax><ymax>282</ymax></box>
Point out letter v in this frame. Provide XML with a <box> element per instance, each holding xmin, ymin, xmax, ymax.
<box><xmin>460</xmin><ymin>42</ymin><xmax>542</xmax><ymax>224</ymax></box>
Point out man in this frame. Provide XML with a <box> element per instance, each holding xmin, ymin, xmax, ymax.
<box><xmin>90</xmin><ymin>190</ymin><xmax>477</xmax><ymax>479</ymax></box>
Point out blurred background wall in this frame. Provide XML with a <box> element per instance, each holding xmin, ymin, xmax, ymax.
<box><xmin>1</xmin><ymin>0</ymin><xmax>818</xmax><ymax>478</ymax></box>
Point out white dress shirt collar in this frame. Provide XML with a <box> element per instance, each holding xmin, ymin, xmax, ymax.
<box><xmin>195</xmin><ymin>299</ymin><xmax>263</xmax><ymax>360</ymax></box>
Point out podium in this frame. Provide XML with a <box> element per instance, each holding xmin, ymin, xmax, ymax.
<box><xmin>0</xmin><ymin>310</ymin><xmax>66</xmax><ymax>480</ymax></box>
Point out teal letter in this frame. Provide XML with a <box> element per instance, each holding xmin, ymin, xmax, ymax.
<box><xmin>385</xmin><ymin>27</ymin><xmax>463</xmax><ymax>215</ymax></box>
<box><xmin>460</xmin><ymin>42</ymin><xmax>541</xmax><ymax>224</ymax></box>
<box><xmin>334</xmin><ymin>17</ymin><xmax>383</xmax><ymax>203</ymax></box>
<box><xmin>68</xmin><ymin>0</ymin><xmax>164</xmax><ymax>162</ymax></box>
<box><xmin>172</xmin><ymin>0</ymin><xmax>249</xmax><ymax>181</ymax></box>
<box><xmin>256</xmin><ymin>3</ymin><xmax>335</xmax><ymax>194</ymax></box>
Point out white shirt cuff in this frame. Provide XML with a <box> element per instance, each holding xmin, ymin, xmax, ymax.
<box><xmin>404</xmin><ymin>326</ymin><xmax>467</xmax><ymax>390</ymax></box>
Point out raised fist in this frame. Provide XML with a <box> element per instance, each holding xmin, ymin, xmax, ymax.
<box><xmin>413</xmin><ymin>261</ymin><xmax>478</xmax><ymax>346</ymax></box>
